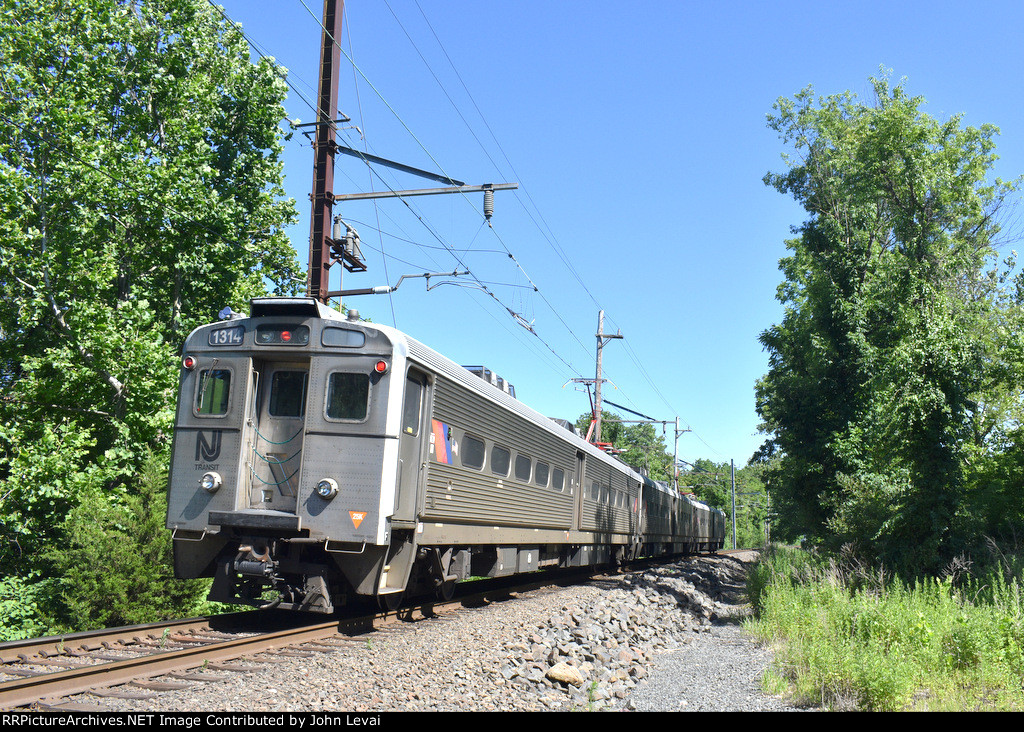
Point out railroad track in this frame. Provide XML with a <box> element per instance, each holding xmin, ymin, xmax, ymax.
<box><xmin>0</xmin><ymin>579</ymin><xmax>534</xmax><ymax>710</ymax></box>
<box><xmin>1</xmin><ymin>554</ymin><xmax>725</xmax><ymax>711</ymax></box>
<box><xmin>0</xmin><ymin>610</ymin><xmax>382</xmax><ymax>711</ymax></box>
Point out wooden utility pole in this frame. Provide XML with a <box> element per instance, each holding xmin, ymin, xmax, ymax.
<box><xmin>303</xmin><ymin>1</ymin><xmax>515</xmax><ymax>307</ymax></box>
<box><xmin>307</xmin><ymin>0</ymin><xmax>346</xmax><ymax>304</ymax></box>
<box><xmin>593</xmin><ymin>310</ymin><xmax>622</xmax><ymax>444</ymax></box>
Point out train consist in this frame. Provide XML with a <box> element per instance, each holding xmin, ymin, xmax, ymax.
<box><xmin>166</xmin><ymin>297</ymin><xmax>726</xmax><ymax>613</ymax></box>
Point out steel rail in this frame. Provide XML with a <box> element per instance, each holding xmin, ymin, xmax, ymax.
<box><xmin>0</xmin><ymin>614</ymin><xmax>255</xmax><ymax>665</ymax></box>
<box><xmin>0</xmin><ymin>618</ymin><xmax>344</xmax><ymax>710</ymax></box>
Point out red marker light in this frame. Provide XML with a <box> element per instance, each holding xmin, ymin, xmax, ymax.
<box><xmin>375</xmin><ymin>360</ymin><xmax>388</xmax><ymax>374</ymax></box>
<box><xmin>281</xmin><ymin>331</ymin><xmax>292</xmax><ymax>342</ymax></box>
<box><xmin>182</xmin><ymin>356</ymin><xmax>196</xmax><ymax>370</ymax></box>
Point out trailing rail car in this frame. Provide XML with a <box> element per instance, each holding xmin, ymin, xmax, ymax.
<box><xmin>166</xmin><ymin>297</ymin><xmax>726</xmax><ymax>613</ymax></box>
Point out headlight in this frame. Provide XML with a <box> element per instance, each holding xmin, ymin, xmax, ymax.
<box><xmin>200</xmin><ymin>471</ymin><xmax>223</xmax><ymax>493</ymax></box>
<box><xmin>316</xmin><ymin>478</ymin><xmax>339</xmax><ymax>499</ymax></box>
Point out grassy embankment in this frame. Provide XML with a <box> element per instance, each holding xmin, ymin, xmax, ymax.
<box><xmin>744</xmin><ymin>545</ymin><xmax>1024</xmax><ymax>711</ymax></box>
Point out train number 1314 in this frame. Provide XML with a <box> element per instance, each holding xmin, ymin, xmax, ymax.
<box><xmin>208</xmin><ymin>326</ymin><xmax>244</xmax><ymax>346</ymax></box>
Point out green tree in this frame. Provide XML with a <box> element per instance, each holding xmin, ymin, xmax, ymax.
<box><xmin>41</xmin><ymin>452</ymin><xmax>208</xmax><ymax>631</ymax></box>
<box><xmin>0</xmin><ymin>0</ymin><xmax>300</xmax><ymax>625</ymax></box>
<box><xmin>755</xmin><ymin>72</ymin><xmax>1022</xmax><ymax>573</ymax></box>
<box><xmin>680</xmin><ymin>459</ymin><xmax>768</xmax><ymax>549</ymax></box>
<box><xmin>575</xmin><ymin>412</ymin><xmax>675</xmax><ymax>482</ymax></box>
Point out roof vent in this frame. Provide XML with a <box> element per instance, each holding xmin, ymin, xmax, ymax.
<box><xmin>462</xmin><ymin>365</ymin><xmax>516</xmax><ymax>398</ymax></box>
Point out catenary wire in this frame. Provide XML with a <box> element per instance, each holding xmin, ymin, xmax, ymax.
<box><xmin>223</xmin><ymin>0</ymin><xmax>727</xmax><ymax>456</ymax></box>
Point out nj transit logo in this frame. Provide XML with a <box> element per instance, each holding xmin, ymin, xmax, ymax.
<box><xmin>195</xmin><ymin>430</ymin><xmax>223</xmax><ymax>462</ymax></box>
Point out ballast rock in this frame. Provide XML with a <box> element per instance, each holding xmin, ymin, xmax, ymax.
<box><xmin>487</xmin><ymin>556</ymin><xmax>751</xmax><ymax>709</ymax></box>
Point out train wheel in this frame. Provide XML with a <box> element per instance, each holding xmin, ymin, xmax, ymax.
<box><xmin>378</xmin><ymin>590</ymin><xmax>404</xmax><ymax>612</ymax></box>
<box><xmin>436</xmin><ymin>578</ymin><xmax>456</xmax><ymax>602</ymax></box>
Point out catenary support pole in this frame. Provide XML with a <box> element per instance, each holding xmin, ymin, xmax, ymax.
<box><xmin>731</xmin><ymin>459</ymin><xmax>736</xmax><ymax>550</ymax></box>
<box><xmin>307</xmin><ymin>0</ymin><xmax>344</xmax><ymax>304</ymax></box>
<box><xmin>593</xmin><ymin>310</ymin><xmax>622</xmax><ymax>444</ymax></box>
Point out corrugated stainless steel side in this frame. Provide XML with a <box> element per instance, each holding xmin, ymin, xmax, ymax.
<box><xmin>393</xmin><ymin>331</ymin><xmax>710</xmax><ymax>547</ymax></box>
<box><xmin>424</xmin><ymin>462</ymin><xmax>573</xmax><ymax>527</ymax></box>
<box><xmin>423</xmin><ymin>374</ymin><xmax>575</xmax><ymax>529</ymax></box>
<box><xmin>401</xmin><ymin>336</ymin><xmax>627</xmax><ymax>475</ymax></box>
<box><xmin>401</xmin><ymin>336</ymin><xmax>654</xmax><ymax>535</ymax></box>
<box><xmin>643</xmin><ymin>487</ymin><xmax>674</xmax><ymax>539</ymax></box>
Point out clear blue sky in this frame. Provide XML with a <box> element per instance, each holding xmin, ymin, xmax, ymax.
<box><xmin>214</xmin><ymin>0</ymin><xmax>1024</xmax><ymax>467</ymax></box>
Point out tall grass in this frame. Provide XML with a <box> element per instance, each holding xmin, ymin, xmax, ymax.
<box><xmin>745</xmin><ymin>545</ymin><xmax>1024</xmax><ymax>711</ymax></box>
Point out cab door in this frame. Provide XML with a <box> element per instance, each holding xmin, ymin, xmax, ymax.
<box><xmin>393</xmin><ymin>369</ymin><xmax>427</xmax><ymax>525</ymax></box>
<box><xmin>247</xmin><ymin>360</ymin><xmax>309</xmax><ymax>511</ymax></box>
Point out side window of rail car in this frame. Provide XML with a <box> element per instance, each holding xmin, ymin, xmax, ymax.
<box><xmin>490</xmin><ymin>445</ymin><xmax>511</xmax><ymax>476</ymax></box>
<box><xmin>514</xmin><ymin>454</ymin><xmax>531</xmax><ymax>482</ymax></box>
<box><xmin>195</xmin><ymin>369</ymin><xmax>231</xmax><ymax>416</ymax></box>
<box><xmin>269</xmin><ymin>371</ymin><xmax>308</xmax><ymax>417</ymax></box>
<box><xmin>534</xmin><ymin>461</ymin><xmax>549</xmax><ymax>488</ymax></box>
<box><xmin>461</xmin><ymin>434</ymin><xmax>485</xmax><ymax>470</ymax></box>
<box><xmin>326</xmin><ymin>372</ymin><xmax>371</xmax><ymax>421</ymax></box>
<box><xmin>552</xmin><ymin>468</ymin><xmax>565</xmax><ymax>492</ymax></box>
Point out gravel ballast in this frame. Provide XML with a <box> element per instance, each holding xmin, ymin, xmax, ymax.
<box><xmin>56</xmin><ymin>552</ymin><xmax>809</xmax><ymax>712</ymax></box>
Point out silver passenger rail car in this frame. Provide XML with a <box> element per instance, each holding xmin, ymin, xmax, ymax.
<box><xmin>167</xmin><ymin>297</ymin><xmax>724</xmax><ymax>613</ymax></box>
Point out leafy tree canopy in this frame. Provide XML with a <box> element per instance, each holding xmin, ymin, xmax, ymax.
<box><xmin>755</xmin><ymin>71</ymin><xmax>1024</xmax><ymax>574</ymax></box>
<box><xmin>0</xmin><ymin>0</ymin><xmax>300</xmax><ymax>585</ymax></box>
